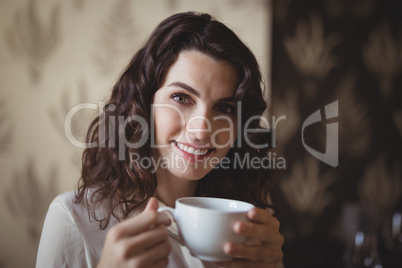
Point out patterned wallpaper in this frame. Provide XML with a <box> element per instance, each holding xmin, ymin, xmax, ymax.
<box><xmin>0</xmin><ymin>1</ymin><xmax>271</xmax><ymax>267</ymax></box>
<box><xmin>270</xmin><ymin>0</ymin><xmax>402</xmax><ymax>267</ymax></box>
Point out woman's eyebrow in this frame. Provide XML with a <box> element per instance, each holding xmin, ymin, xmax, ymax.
<box><xmin>168</xmin><ymin>82</ymin><xmax>200</xmax><ymax>97</ymax></box>
<box><xmin>167</xmin><ymin>81</ymin><xmax>236</xmax><ymax>102</ymax></box>
<box><xmin>217</xmin><ymin>96</ymin><xmax>236</xmax><ymax>103</ymax></box>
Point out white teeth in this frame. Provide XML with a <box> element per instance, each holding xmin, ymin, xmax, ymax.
<box><xmin>175</xmin><ymin>142</ymin><xmax>209</xmax><ymax>156</ymax></box>
<box><xmin>194</xmin><ymin>149</ymin><xmax>208</xmax><ymax>155</ymax></box>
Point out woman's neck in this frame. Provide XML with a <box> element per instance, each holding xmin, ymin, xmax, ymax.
<box><xmin>155</xmin><ymin>172</ymin><xmax>198</xmax><ymax>208</ymax></box>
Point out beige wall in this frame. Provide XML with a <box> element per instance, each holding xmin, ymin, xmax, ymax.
<box><xmin>0</xmin><ymin>0</ymin><xmax>271</xmax><ymax>267</ymax></box>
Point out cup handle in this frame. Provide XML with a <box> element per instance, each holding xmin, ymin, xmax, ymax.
<box><xmin>157</xmin><ymin>207</ymin><xmax>185</xmax><ymax>246</ymax></box>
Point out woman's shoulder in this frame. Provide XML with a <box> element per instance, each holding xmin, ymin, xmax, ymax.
<box><xmin>52</xmin><ymin>190</ymin><xmax>76</xmax><ymax>203</ymax></box>
<box><xmin>47</xmin><ymin>190</ymin><xmax>91</xmax><ymax>221</ymax></box>
<box><xmin>51</xmin><ymin>189</ymin><xmax>97</xmax><ymax>209</ymax></box>
<box><xmin>49</xmin><ymin>190</ymin><xmax>78</xmax><ymax>210</ymax></box>
<box><xmin>49</xmin><ymin>189</ymin><xmax>122</xmax><ymax>228</ymax></box>
<box><xmin>46</xmin><ymin>189</ymin><xmax>108</xmax><ymax>232</ymax></box>
<box><xmin>38</xmin><ymin>190</ymin><xmax>102</xmax><ymax>267</ymax></box>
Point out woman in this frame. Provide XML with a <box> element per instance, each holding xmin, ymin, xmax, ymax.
<box><xmin>36</xmin><ymin>12</ymin><xmax>284</xmax><ymax>268</ymax></box>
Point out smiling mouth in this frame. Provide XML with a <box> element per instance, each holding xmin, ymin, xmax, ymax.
<box><xmin>172</xmin><ymin>141</ymin><xmax>214</xmax><ymax>156</ymax></box>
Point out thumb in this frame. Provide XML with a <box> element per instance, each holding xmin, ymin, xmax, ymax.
<box><xmin>145</xmin><ymin>197</ymin><xmax>159</xmax><ymax>211</ymax></box>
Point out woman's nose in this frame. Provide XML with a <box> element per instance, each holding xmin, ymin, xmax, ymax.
<box><xmin>186</xmin><ymin>114</ymin><xmax>212</xmax><ymax>143</ymax></box>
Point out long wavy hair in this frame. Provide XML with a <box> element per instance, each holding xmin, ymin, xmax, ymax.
<box><xmin>76</xmin><ymin>12</ymin><xmax>273</xmax><ymax>229</ymax></box>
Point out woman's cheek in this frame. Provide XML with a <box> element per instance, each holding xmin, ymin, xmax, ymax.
<box><xmin>154</xmin><ymin>107</ymin><xmax>184</xmax><ymax>140</ymax></box>
<box><xmin>212</xmin><ymin>120</ymin><xmax>237</xmax><ymax>148</ymax></box>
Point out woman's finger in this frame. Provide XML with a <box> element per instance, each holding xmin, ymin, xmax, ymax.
<box><xmin>247</xmin><ymin>208</ymin><xmax>276</xmax><ymax>226</ymax></box>
<box><xmin>124</xmin><ymin>224</ymin><xmax>170</xmax><ymax>256</ymax></box>
<box><xmin>150</xmin><ymin>257</ymin><xmax>169</xmax><ymax>268</ymax></box>
<box><xmin>234</xmin><ymin>221</ymin><xmax>282</xmax><ymax>244</ymax></box>
<box><xmin>234</xmin><ymin>210</ymin><xmax>281</xmax><ymax>243</ymax></box>
<box><xmin>134</xmin><ymin>240</ymin><xmax>172</xmax><ymax>267</ymax></box>
<box><xmin>145</xmin><ymin>197</ymin><xmax>160</xmax><ymax>211</ymax></box>
<box><xmin>223</xmin><ymin>242</ymin><xmax>283</xmax><ymax>263</ymax></box>
<box><xmin>109</xmin><ymin>209</ymin><xmax>171</xmax><ymax>240</ymax></box>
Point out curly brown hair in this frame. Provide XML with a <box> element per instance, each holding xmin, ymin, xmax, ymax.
<box><xmin>76</xmin><ymin>12</ymin><xmax>273</xmax><ymax>229</ymax></box>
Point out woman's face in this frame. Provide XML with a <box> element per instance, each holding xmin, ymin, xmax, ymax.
<box><xmin>152</xmin><ymin>50</ymin><xmax>239</xmax><ymax>182</ymax></box>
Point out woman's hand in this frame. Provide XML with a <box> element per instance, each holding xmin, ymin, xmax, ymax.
<box><xmin>215</xmin><ymin>208</ymin><xmax>284</xmax><ymax>268</ymax></box>
<box><xmin>97</xmin><ymin>198</ymin><xmax>172</xmax><ymax>268</ymax></box>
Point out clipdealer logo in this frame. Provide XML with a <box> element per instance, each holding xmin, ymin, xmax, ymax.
<box><xmin>301</xmin><ymin>101</ymin><xmax>339</xmax><ymax>167</ymax></box>
<box><xmin>64</xmin><ymin>100</ymin><xmax>338</xmax><ymax>168</ymax></box>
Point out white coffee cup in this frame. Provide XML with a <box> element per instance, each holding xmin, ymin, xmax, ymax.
<box><xmin>158</xmin><ymin>197</ymin><xmax>254</xmax><ymax>262</ymax></box>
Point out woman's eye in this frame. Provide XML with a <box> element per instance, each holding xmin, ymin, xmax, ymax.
<box><xmin>216</xmin><ymin>104</ymin><xmax>236</xmax><ymax>115</ymax></box>
<box><xmin>172</xmin><ymin>94</ymin><xmax>190</xmax><ymax>104</ymax></box>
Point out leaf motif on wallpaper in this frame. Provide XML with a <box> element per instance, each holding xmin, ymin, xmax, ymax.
<box><xmin>280</xmin><ymin>157</ymin><xmax>335</xmax><ymax>235</ymax></box>
<box><xmin>48</xmin><ymin>80</ymin><xmax>91</xmax><ymax>142</ymax></box>
<box><xmin>92</xmin><ymin>0</ymin><xmax>138</xmax><ymax>75</ymax></box>
<box><xmin>363</xmin><ymin>22</ymin><xmax>402</xmax><ymax>98</ymax></box>
<box><xmin>284</xmin><ymin>13</ymin><xmax>340</xmax><ymax>96</ymax></box>
<box><xmin>336</xmin><ymin>74</ymin><xmax>371</xmax><ymax>157</ymax></box>
<box><xmin>272</xmin><ymin>89</ymin><xmax>300</xmax><ymax>151</ymax></box>
<box><xmin>280</xmin><ymin>157</ymin><xmax>335</xmax><ymax>217</ymax></box>
<box><xmin>5</xmin><ymin>0</ymin><xmax>61</xmax><ymax>84</ymax></box>
<box><xmin>359</xmin><ymin>156</ymin><xmax>402</xmax><ymax>215</ymax></box>
<box><xmin>5</xmin><ymin>160</ymin><xmax>58</xmax><ymax>243</ymax></box>
<box><xmin>0</xmin><ymin>97</ymin><xmax>13</xmax><ymax>153</ymax></box>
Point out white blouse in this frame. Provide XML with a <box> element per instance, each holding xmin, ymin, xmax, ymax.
<box><xmin>36</xmin><ymin>191</ymin><xmax>218</xmax><ymax>268</ymax></box>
